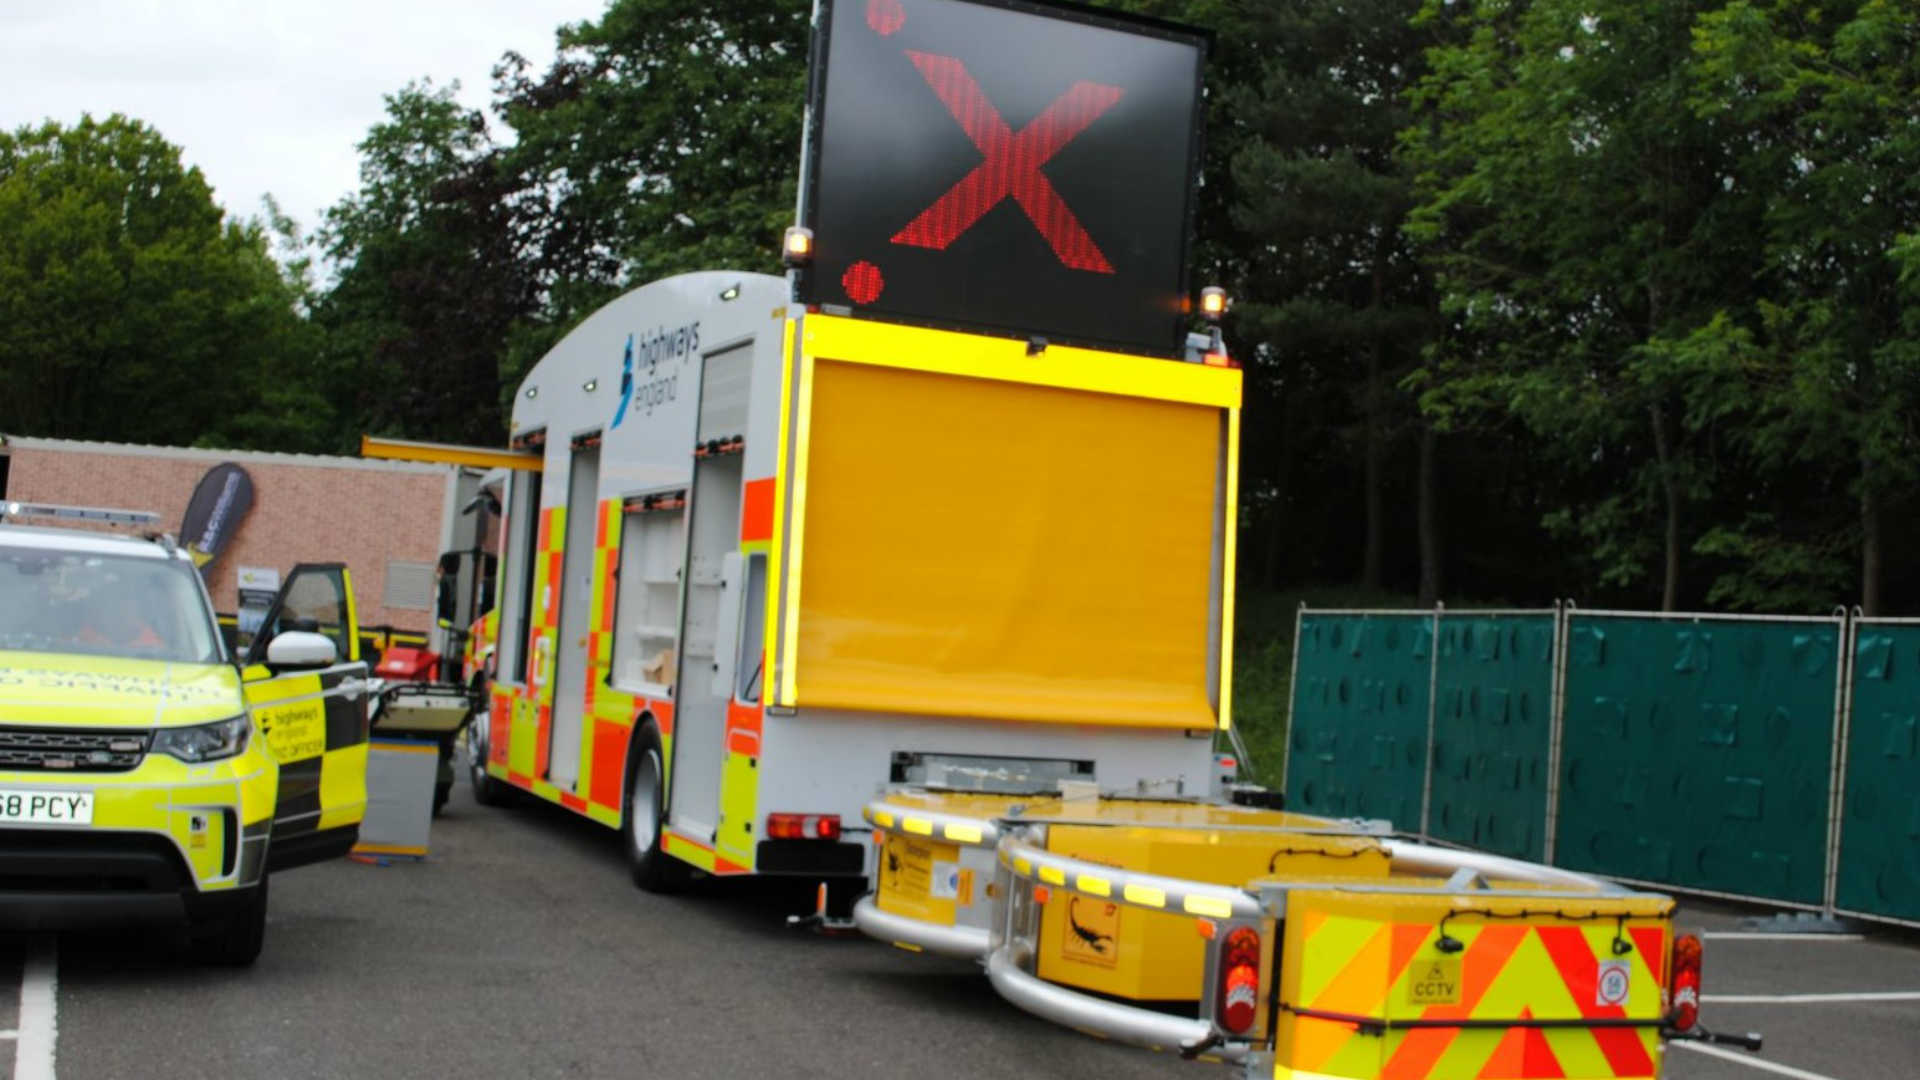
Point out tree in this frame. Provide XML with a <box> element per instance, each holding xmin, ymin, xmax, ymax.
<box><xmin>494</xmin><ymin>0</ymin><xmax>809</xmax><ymax>339</ymax></box>
<box><xmin>0</xmin><ymin>115</ymin><xmax>318</xmax><ymax>448</ymax></box>
<box><xmin>1689</xmin><ymin>0</ymin><xmax>1920</xmax><ymax>613</ymax></box>
<box><xmin>1223</xmin><ymin>0</ymin><xmax>1443</xmax><ymax>600</ymax></box>
<box><xmin>316</xmin><ymin>82</ymin><xmax>536</xmax><ymax>448</ymax></box>
<box><xmin>1405</xmin><ymin>0</ymin><xmax>1768</xmax><ymax>609</ymax></box>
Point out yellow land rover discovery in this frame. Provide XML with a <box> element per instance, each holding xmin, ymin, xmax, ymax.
<box><xmin>0</xmin><ymin>503</ymin><xmax>369</xmax><ymax>964</ymax></box>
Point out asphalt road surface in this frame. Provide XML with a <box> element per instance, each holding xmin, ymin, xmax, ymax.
<box><xmin>1</xmin><ymin>773</ymin><xmax>1915</xmax><ymax>1079</ymax></box>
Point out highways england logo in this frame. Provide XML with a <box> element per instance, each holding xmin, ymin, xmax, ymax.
<box><xmin>611</xmin><ymin>321</ymin><xmax>699</xmax><ymax>429</ymax></box>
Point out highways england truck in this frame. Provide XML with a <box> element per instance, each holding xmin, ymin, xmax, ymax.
<box><xmin>384</xmin><ymin>0</ymin><xmax>1756</xmax><ymax>1073</ymax></box>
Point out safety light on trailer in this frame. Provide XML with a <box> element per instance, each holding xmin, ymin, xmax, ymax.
<box><xmin>1669</xmin><ymin>933</ymin><xmax>1703</xmax><ymax>1032</ymax></box>
<box><xmin>1216</xmin><ymin>925</ymin><xmax>1262</xmax><ymax>1035</ymax></box>
<box><xmin>766</xmin><ymin>812</ymin><xmax>840</xmax><ymax>840</ymax></box>
<box><xmin>782</xmin><ymin>226</ymin><xmax>815</xmax><ymax>268</ymax></box>
<box><xmin>1199</xmin><ymin>285</ymin><xmax>1229</xmax><ymax>321</ymax></box>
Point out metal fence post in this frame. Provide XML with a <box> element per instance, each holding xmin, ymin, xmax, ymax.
<box><xmin>1823</xmin><ymin>607</ymin><xmax>1858</xmax><ymax>917</ymax></box>
<box><xmin>1417</xmin><ymin>602</ymin><xmax>1443</xmax><ymax>840</ymax></box>
<box><xmin>1543</xmin><ymin>599</ymin><xmax>1571</xmax><ymax>866</ymax></box>
<box><xmin>1279</xmin><ymin>601</ymin><xmax>1306</xmax><ymax>793</ymax></box>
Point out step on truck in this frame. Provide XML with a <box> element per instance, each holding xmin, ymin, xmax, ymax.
<box><xmin>394</xmin><ymin>0</ymin><xmax>1758</xmax><ymax>1072</ymax></box>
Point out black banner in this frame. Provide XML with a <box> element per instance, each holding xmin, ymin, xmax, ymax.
<box><xmin>179</xmin><ymin>463</ymin><xmax>254</xmax><ymax>577</ymax></box>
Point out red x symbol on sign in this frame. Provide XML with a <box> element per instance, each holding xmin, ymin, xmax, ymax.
<box><xmin>891</xmin><ymin>51</ymin><xmax>1123</xmax><ymax>274</ymax></box>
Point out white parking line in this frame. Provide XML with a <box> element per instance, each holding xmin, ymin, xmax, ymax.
<box><xmin>1705</xmin><ymin>990</ymin><xmax>1920</xmax><ymax>1004</ymax></box>
<box><xmin>1702</xmin><ymin>932</ymin><xmax>1866</xmax><ymax>942</ymax></box>
<box><xmin>1670</xmin><ymin>1041</ymin><xmax>1840</xmax><ymax>1080</ymax></box>
<box><xmin>15</xmin><ymin>935</ymin><xmax>56</xmax><ymax>1080</ymax></box>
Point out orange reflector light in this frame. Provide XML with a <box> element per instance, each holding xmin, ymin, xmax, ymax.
<box><xmin>768</xmin><ymin>813</ymin><xmax>841</xmax><ymax>840</ymax></box>
<box><xmin>1670</xmin><ymin>933</ymin><xmax>1703</xmax><ymax>1031</ymax></box>
<box><xmin>1196</xmin><ymin>918</ymin><xmax>1217</xmax><ymax>941</ymax></box>
<box><xmin>782</xmin><ymin>226</ymin><xmax>814</xmax><ymax>267</ymax></box>
<box><xmin>1217</xmin><ymin>926</ymin><xmax>1262</xmax><ymax>1035</ymax></box>
<box><xmin>1033</xmin><ymin>885</ymin><xmax>1051</xmax><ymax>905</ymax></box>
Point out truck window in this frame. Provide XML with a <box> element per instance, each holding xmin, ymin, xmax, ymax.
<box><xmin>736</xmin><ymin>552</ymin><xmax>767</xmax><ymax>703</ymax></box>
<box><xmin>503</xmin><ymin>469</ymin><xmax>543</xmax><ymax>684</ymax></box>
<box><xmin>611</xmin><ymin>492</ymin><xmax>687</xmax><ymax>693</ymax></box>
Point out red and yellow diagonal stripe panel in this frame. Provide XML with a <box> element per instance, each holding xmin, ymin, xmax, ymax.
<box><xmin>1275</xmin><ymin>890</ymin><xmax>1673</xmax><ymax>1080</ymax></box>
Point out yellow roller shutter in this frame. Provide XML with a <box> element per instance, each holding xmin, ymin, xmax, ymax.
<box><xmin>795</xmin><ymin>358</ymin><xmax>1220</xmax><ymax>729</ymax></box>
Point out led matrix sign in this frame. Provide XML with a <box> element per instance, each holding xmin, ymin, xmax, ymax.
<box><xmin>799</xmin><ymin>0</ymin><xmax>1207</xmax><ymax>356</ymax></box>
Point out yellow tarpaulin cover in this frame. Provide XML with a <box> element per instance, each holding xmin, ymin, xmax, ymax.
<box><xmin>796</xmin><ymin>359</ymin><xmax>1219</xmax><ymax>728</ymax></box>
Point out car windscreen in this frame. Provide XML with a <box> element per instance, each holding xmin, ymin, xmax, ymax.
<box><xmin>0</xmin><ymin>545</ymin><xmax>222</xmax><ymax>664</ymax></box>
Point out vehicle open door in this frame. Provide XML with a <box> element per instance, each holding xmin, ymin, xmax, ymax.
<box><xmin>240</xmin><ymin>562</ymin><xmax>371</xmax><ymax>871</ymax></box>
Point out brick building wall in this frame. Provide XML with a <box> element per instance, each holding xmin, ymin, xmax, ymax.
<box><xmin>1</xmin><ymin>438</ymin><xmax>454</xmax><ymax>633</ymax></box>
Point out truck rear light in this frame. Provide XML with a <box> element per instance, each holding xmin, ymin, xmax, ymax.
<box><xmin>1216</xmin><ymin>925</ymin><xmax>1262</xmax><ymax>1035</ymax></box>
<box><xmin>1670</xmin><ymin>933</ymin><xmax>1703</xmax><ymax>1032</ymax></box>
<box><xmin>767</xmin><ymin>813</ymin><xmax>841</xmax><ymax>840</ymax></box>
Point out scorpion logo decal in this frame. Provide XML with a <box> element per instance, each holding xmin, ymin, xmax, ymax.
<box><xmin>1068</xmin><ymin>896</ymin><xmax>1116</xmax><ymax>955</ymax></box>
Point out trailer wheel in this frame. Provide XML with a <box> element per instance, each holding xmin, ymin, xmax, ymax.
<box><xmin>466</xmin><ymin>700</ymin><xmax>512</xmax><ymax>808</ymax></box>
<box><xmin>624</xmin><ymin>724</ymin><xmax>688</xmax><ymax>893</ymax></box>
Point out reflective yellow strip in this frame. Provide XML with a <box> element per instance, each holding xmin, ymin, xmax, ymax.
<box><xmin>944</xmin><ymin>822</ymin><xmax>983</xmax><ymax>844</ymax></box>
<box><xmin>1077</xmin><ymin>874</ymin><xmax>1112</xmax><ymax>897</ymax></box>
<box><xmin>872</xmin><ymin>809</ymin><xmax>895</xmax><ymax>828</ymax></box>
<box><xmin>802</xmin><ymin>312</ymin><xmax>1242</xmax><ymax>409</ymax></box>
<box><xmin>902</xmin><ymin>816</ymin><xmax>933</xmax><ymax>836</ymax></box>
<box><xmin>1183</xmin><ymin>894</ymin><xmax>1235</xmax><ymax>919</ymax></box>
<box><xmin>1039</xmin><ymin>864</ymin><xmax>1066</xmax><ymax>886</ymax></box>
<box><xmin>767</xmin><ymin>317</ymin><xmax>796</xmax><ymax>705</ymax></box>
<box><xmin>1014</xmin><ymin>857</ymin><xmax>1033</xmax><ymax>876</ymax></box>
<box><xmin>1124</xmin><ymin>883</ymin><xmax>1167</xmax><ymax>908</ymax></box>
<box><xmin>779</xmin><ymin>347</ymin><xmax>818</xmax><ymax>705</ymax></box>
<box><xmin>1218</xmin><ymin>407</ymin><xmax>1239</xmax><ymax>731</ymax></box>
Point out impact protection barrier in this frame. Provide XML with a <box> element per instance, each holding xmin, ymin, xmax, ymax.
<box><xmin>1426</xmin><ymin>611</ymin><xmax>1557</xmax><ymax>862</ymax></box>
<box><xmin>1283</xmin><ymin>611</ymin><xmax>1433</xmax><ymax>827</ymax></box>
<box><xmin>1282</xmin><ymin>603</ymin><xmax>1918</xmax><ymax>927</ymax></box>
<box><xmin>1833</xmin><ymin>618</ymin><xmax>1920</xmax><ymax>926</ymax></box>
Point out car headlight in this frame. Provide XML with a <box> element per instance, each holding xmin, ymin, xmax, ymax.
<box><xmin>152</xmin><ymin>716</ymin><xmax>252</xmax><ymax>763</ymax></box>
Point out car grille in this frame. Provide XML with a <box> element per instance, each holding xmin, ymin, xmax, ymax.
<box><xmin>0</xmin><ymin>727</ymin><xmax>149</xmax><ymax>772</ymax></box>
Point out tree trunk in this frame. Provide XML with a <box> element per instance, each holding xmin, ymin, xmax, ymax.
<box><xmin>1649</xmin><ymin>403</ymin><xmax>1681</xmax><ymax>611</ymax></box>
<box><xmin>1262</xmin><ymin>392</ymin><xmax>1297</xmax><ymax>588</ymax></box>
<box><xmin>1361</xmin><ymin>256</ymin><xmax>1387</xmax><ymax>591</ymax></box>
<box><xmin>1417</xmin><ymin>423</ymin><xmax>1442</xmax><ymax>606</ymax></box>
<box><xmin>1861</xmin><ymin>463</ymin><xmax>1882</xmax><ymax>617</ymax></box>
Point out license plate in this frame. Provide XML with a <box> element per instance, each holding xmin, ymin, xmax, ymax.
<box><xmin>0</xmin><ymin>789</ymin><xmax>94</xmax><ymax>824</ymax></box>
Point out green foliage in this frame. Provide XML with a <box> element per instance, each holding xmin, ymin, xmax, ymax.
<box><xmin>314</xmin><ymin>81</ymin><xmax>533</xmax><ymax>449</ymax></box>
<box><xmin>495</xmin><ymin>0</ymin><xmax>807</xmax><ymax>322</ymax></box>
<box><xmin>0</xmin><ymin>115</ymin><xmax>319</xmax><ymax>449</ymax></box>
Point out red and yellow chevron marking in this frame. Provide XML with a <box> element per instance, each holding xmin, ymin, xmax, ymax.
<box><xmin>1275</xmin><ymin>890</ymin><xmax>1672</xmax><ymax>1080</ymax></box>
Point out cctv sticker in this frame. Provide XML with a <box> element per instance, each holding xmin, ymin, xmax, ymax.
<box><xmin>1596</xmin><ymin>959</ymin><xmax>1632</xmax><ymax>1007</ymax></box>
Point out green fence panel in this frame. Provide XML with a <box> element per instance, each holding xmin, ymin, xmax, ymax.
<box><xmin>1427</xmin><ymin>613</ymin><xmax>1556</xmax><ymax>861</ymax></box>
<box><xmin>1556</xmin><ymin>614</ymin><xmax>1839</xmax><ymax>904</ymax></box>
<box><xmin>1836</xmin><ymin>623</ymin><xmax>1920</xmax><ymax>924</ymax></box>
<box><xmin>1285</xmin><ymin>613</ymin><xmax>1432</xmax><ymax>829</ymax></box>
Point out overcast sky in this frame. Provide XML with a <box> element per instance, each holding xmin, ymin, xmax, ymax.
<box><xmin>0</xmin><ymin>0</ymin><xmax>610</xmax><ymax>233</ymax></box>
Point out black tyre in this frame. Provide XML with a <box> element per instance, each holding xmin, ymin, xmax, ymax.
<box><xmin>467</xmin><ymin>700</ymin><xmax>513</xmax><ymax>808</ymax></box>
<box><xmin>622</xmin><ymin>723</ymin><xmax>689</xmax><ymax>893</ymax></box>
<box><xmin>191</xmin><ymin>875</ymin><xmax>268</xmax><ymax>967</ymax></box>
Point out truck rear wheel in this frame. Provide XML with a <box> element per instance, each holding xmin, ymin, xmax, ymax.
<box><xmin>190</xmin><ymin>875</ymin><xmax>268</xmax><ymax>967</ymax></box>
<box><xmin>624</xmin><ymin>725</ymin><xmax>688</xmax><ymax>893</ymax></box>
<box><xmin>467</xmin><ymin>706</ymin><xmax>512</xmax><ymax>808</ymax></box>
